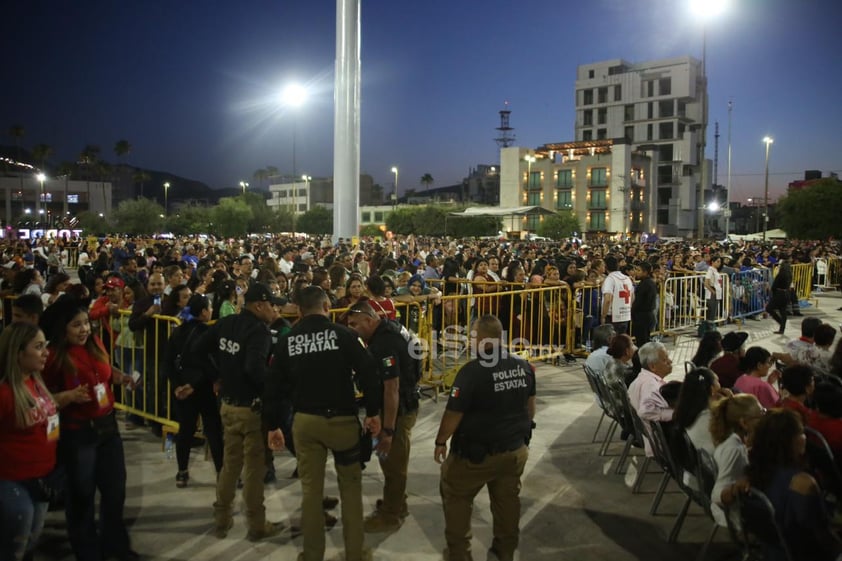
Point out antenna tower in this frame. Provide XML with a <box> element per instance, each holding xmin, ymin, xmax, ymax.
<box><xmin>494</xmin><ymin>101</ymin><xmax>516</xmax><ymax>148</ymax></box>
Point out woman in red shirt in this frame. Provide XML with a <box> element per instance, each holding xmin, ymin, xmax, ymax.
<box><xmin>0</xmin><ymin>322</ymin><xmax>61</xmax><ymax>561</ymax></box>
<box><xmin>41</xmin><ymin>296</ymin><xmax>138</xmax><ymax>561</ymax></box>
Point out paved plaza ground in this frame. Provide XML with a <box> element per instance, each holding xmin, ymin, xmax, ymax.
<box><xmin>34</xmin><ymin>291</ymin><xmax>842</xmax><ymax>561</ymax></box>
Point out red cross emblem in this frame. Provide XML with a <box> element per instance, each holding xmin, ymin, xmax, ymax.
<box><xmin>618</xmin><ymin>286</ymin><xmax>631</xmax><ymax>304</ymax></box>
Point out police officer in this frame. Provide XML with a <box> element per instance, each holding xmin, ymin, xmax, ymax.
<box><xmin>265</xmin><ymin>286</ymin><xmax>381</xmax><ymax>561</ymax></box>
<box><xmin>345</xmin><ymin>300</ymin><xmax>421</xmax><ymax>533</ymax></box>
<box><xmin>196</xmin><ymin>282</ymin><xmax>283</xmax><ymax>541</ymax></box>
<box><xmin>434</xmin><ymin>314</ymin><xmax>536</xmax><ymax>561</ymax></box>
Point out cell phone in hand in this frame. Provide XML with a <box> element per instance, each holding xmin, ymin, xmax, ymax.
<box><xmin>131</xmin><ymin>370</ymin><xmax>142</xmax><ymax>384</ymax></box>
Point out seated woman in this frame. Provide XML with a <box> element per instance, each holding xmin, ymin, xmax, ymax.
<box><xmin>691</xmin><ymin>331</ymin><xmax>723</xmax><ymax>368</ymax></box>
<box><xmin>778</xmin><ymin>364</ymin><xmax>815</xmax><ymax>422</ymax></box>
<box><xmin>604</xmin><ymin>333</ymin><xmax>636</xmax><ymax>388</ymax></box>
<box><xmin>747</xmin><ymin>409</ymin><xmax>842</xmax><ymax>561</ymax></box>
<box><xmin>807</xmin><ymin>381</ymin><xmax>842</xmax><ymax>463</ymax></box>
<box><xmin>709</xmin><ymin>393</ymin><xmax>764</xmax><ymax>526</ymax></box>
<box><xmin>675</xmin><ymin>367</ymin><xmax>730</xmax><ymax>456</ymax></box>
<box><xmin>733</xmin><ymin>346</ymin><xmax>782</xmax><ymax>409</ymax></box>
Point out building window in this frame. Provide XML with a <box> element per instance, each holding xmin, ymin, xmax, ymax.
<box><xmin>556</xmin><ymin>169</ymin><xmax>572</xmax><ymax>188</ymax></box>
<box><xmin>298</xmin><ymin>188</ymin><xmax>307</xmax><ymax>196</ymax></box>
<box><xmin>527</xmin><ymin>191</ymin><xmax>541</xmax><ymax>206</ymax></box>
<box><xmin>582</xmin><ymin>129</ymin><xmax>593</xmax><ymax>141</ymax></box>
<box><xmin>624</xmin><ymin>126</ymin><xmax>634</xmax><ymax>142</ymax></box>
<box><xmin>374</xmin><ymin>211</ymin><xmax>384</xmax><ymax>222</ymax></box>
<box><xmin>298</xmin><ymin>204</ymin><xmax>307</xmax><ymax>212</ymax></box>
<box><xmin>588</xmin><ymin>69</ymin><xmax>595</xmax><ymax>79</ymax></box>
<box><xmin>647</xmin><ymin>80</ymin><xmax>654</xmax><ymax>97</ymax></box>
<box><xmin>590</xmin><ymin>168</ymin><xmax>607</xmax><ymax>187</ymax></box>
<box><xmin>583</xmin><ymin>109</ymin><xmax>593</xmax><ymax>126</ymax></box>
<box><xmin>277</xmin><ymin>190</ymin><xmax>287</xmax><ymax>197</ymax></box>
<box><xmin>361</xmin><ymin>211</ymin><xmax>371</xmax><ymax>222</ymax></box>
<box><xmin>659</xmin><ymin>100</ymin><xmax>674</xmax><ymax>118</ymax></box>
<box><xmin>614</xmin><ymin>84</ymin><xmax>622</xmax><ymax>101</ymax></box>
<box><xmin>647</xmin><ymin>124</ymin><xmax>653</xmax><ymax>141</ymax></box>
<box><xmin>597</xmin><ymin>108</ymin><xmax>607</xmax><ymax>125</ymax></box>
<box><xmin>589</xmin><ymin>189</ymin><xmax>606</xmax><ymax>209</ymax></box>
<box><xmin>597</xmin><ymin>128</ymin><xmax>607</xmax><ymax>140</ymax></box>
<box><xmin>658</xmin><ymin>188</ymin><xmax>671</xmax><ymax>205</ymax></box>
<box><xmin>658</xmin><ymin>166</ymin><xmax>674</xmax><ymax>185</ymax></box>
<box><xmin>659</xmin><ymin>122</ymin><xmax>674</xmax><ymax>140</ymax></box>
<box><xmin>527</xmin><ymin>215</ymin><xmax>539</xmax><ymax>231</ymax></box>
<box><xmin>527</xmin><ymin>171</ymin><xmax>541</xmax><ymax>190</ymax></box>
<box><xmin>590</xmin><ymin>211</ymin><xmax>606</xmax><ymax>230</ymax></box>
<box><xmin>659</xmin><ymin>77</ymin><xmax>671</xmax><ymax>96</ymax></box>
<box><xmin>678</xmin><ymin>100</ymin><xmax>687</xmax><ymax>117</ymax></box>
<box><xmin>659</xmin><ymin>144</ymin><xmax>674</xmax><ymax>161</ymax></box>
<box><xmin>647</xmin><ymin>102</ymin><xmax>654</xmax><ymax>119</ymax></box>
<box><xmin>597</xmin><ymin>87</ymin><xmax>608</xmax><ymax>103</ymax></box>
<box><xmin>556</xmin><ymin>189</ymin><xmax>572</xmax><ymax>209</ymax></box>
<box><xmin>678</xmin><ymin>122</ymin><xmax>686</xmax><ymax>135</ymax></box>
<box><xmin>583</xmin><ymin>89</ymin><xmax>593</xmax><ymax>105</ymax></box>
<box><xmin>657</xmin><ymin>209</ymin><xmax>669</xmax><ymax>224</ymax></box>
<box><xmin>624</xmin><ymin>104</ymin><xmax>634</xmax><ymax>121</ymax></box>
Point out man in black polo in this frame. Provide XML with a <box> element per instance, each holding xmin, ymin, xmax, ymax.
<box><xmin>434</xmin><ymin>314</ymin><xmax>536</xmax><ymax>561</ymax></box>
<box><xmin>265</xmin><ymin>286</ymin><xmax>381</xmax><ymax>561</ymax></box>
<box><xmin>197</xmin><ymin>283</ymin><xmax>283</xmax><ymax>541</ymax></box>
<box><xmin>345</xmin><ymin>300</ymin><xmax>422</xmax><ymax>533</ymax></box>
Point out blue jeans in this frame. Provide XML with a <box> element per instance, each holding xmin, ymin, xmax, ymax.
<box><xmin>60</xmin><ymin>423</ymin><xmax>131</xmax><ymax>561</ymax></box>
<box><xmin>0</xmin><ymin>480</ymin><xmax>48</xmax><ymax>561</ymax></box>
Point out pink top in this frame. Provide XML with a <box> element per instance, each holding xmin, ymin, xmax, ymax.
<box><xmin>733</xmin><ymin>374</ymin><xmax>780</xmax><ymax>409</ymax></box>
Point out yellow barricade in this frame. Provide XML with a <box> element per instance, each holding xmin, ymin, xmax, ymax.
<box><xmin>826</xmin><ymin>256</ymin><xmax>842</xmax><ymax>290</ymax></box>
<box><xmin>789</xmin><ymin>263</ymin><xmax>813</xmax><ymax>302</ymax></box>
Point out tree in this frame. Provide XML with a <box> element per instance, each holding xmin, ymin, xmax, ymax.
<box><xmin>240</xmin><ymin>191</ymin><xmax>278</xmax><ymax>233</ymax></box>
<box><xmin>538</xmin><ymin>211</ymin><xmax>580</xmax><ymax>240</ymax></box>
<box><xmin>110</xmin><ymin>197</ymin><xmax>165</xmax><ymax>234</ymax></box>
<box><xmin>76</xmin><ymin>210</ymin><xmax>112</xmax><ymax>236</ymax></box>
<box><xmin>297</xmin><ymin>206</ymin><xmax>333</xmax><ymax>234</ymax></box>
<box><xmin>359</xmin><ymin>224</ymin><xmax>383</xmax><ymax>237</ymax></box>
<box><xmin>385</xmin><ymin>205</ymin><xmax>500</xmax><ymax>236</ymax></box>
<box><xmin>167</xmin><ymin>204</ymin><xmax>213</xmax><ymax>236</ymax></box>
<box><xmin>133</xmin><ymin>170</ymin><xmax>151</xmax><ymax>198</ymax></box>
<box><xmin>114</xmin><ymin>139</ymin><xmax>131</xmax><ymax>163</ymax></box>
<box><xmin>31</xmin><ymin>143</ymin><xmax>53</xmax><ymax>170</ymax></box>
<box><xmin>421</xmin><ymin>173</ymin><xmax>434</xmax><ymax>191</ymax></box>
<box><xmin>777</xmin><ymin>179</ymin><xmax>842</xmax><ymax>239</ymax></box>
<box><xmin>212</xmin><ymin>197</ymin><xmax>253</xmax><ymax>238</ymax></box>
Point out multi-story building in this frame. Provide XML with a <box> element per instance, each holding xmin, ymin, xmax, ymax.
<box><xmin>0</xmin><ymin>175</ymin><xmax>112</xmax><ymax>226</ymax></box>
<box><xmin>267</xmin><ymin>174</ymin><xmax>379</xmax><ymax>214</ymax></box>
<box><xmin>574</xmin><ymin>57</ymin><xmax>709</xmax><ymax>236</ymax></box>
<box><xmin>500</xmin><ymin>139</ymin><xmax>653</xmax><ymax>236</ymax></box>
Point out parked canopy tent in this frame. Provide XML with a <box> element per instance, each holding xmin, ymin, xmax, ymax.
<box><xmin>729</xmin><ymin>228</ymin><xmax>788</xmax><ymax>241</ymax></box>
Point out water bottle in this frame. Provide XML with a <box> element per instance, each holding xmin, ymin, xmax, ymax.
<box><xmin>165</xmin><ymin>434</ymin><xmax>174</xmax><ymax>460</ymax></box>
<box><xmin>585</xmin><ymin>338</ymin><xmax>592</xmax><ymax>353</ymax></box>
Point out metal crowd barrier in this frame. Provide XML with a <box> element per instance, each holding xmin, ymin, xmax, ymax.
<box><xmin>728</xmin><ymin>268</ymin><xmax>771</xmax><ymax>321</ymax></box>
<box><xmin>827</xmin><ymin>257</ymin><xmax>842</xmax><ymax>290</ymax></box>
<box><xmin>789</xmin><ymin>263</ymin><xmax>813</xmax><ymax>302</ymax></box>
<box><xmin>658</xmin><ymin>273</ymin><xmax>730</xmax><ymax>338</ymax></box>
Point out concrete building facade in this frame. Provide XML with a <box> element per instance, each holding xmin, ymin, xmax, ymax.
<box><xmin>266</xmin><ymin>174</ymin><xmax>378</xmax><ymax>215</ymax></box>
<box><xmin>0</xmin><ymin>175</ymin><xmax>112</xmax><ymax>226</ymax></box>
<box><xmin>574</xmin><ymin>57</ymin><xmax>709</xmax><ymax>236</ymax></box>
<box><xmin>500</xmin><ymin>140</ymin><xmax>653</xmax><ymax>236</ymax></box>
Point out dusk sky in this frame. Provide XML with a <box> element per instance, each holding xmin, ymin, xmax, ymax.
<box><xmin>2</xmin><ymin>0</ymin><xmax>840</xmax><ymax>203</ymax></box>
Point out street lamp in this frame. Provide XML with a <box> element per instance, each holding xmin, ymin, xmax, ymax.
<box><xmin>391</xmin><ymin>166</ymin><xmax>399</xmax><ymax>210</ymax></box>
<box><xmin>282</xmin><ymin>83</ymin><xmax>308</xmax><ymax>218</ymax></box>
<box><xmin>163</xmin><ymin>181</ymin><xmax>171</xmax><ymax>215</ymax></box>
<box><xmin>35</xmin><ymin>172</ymin><xmax>46</xmax><ymax>217</ymax></box>
<box><xmin>690</xmin><ymin>0</ymin><xmax>728</xmax><ymax>239</ymax></box>
<box><xmin>762</xmin><ymin>136</ymin><xmax>774</xmax><ymax>241</ymax></box>
<box><xmin>240</xmin><ymin>181</ymin><xmax>249</xmax><ymax>194</ymax></box>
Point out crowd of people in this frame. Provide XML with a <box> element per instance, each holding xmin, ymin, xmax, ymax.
<box><xmin>0</xmin><ymin>231</ymin><xmax>840</xmax><ymax>560</ymax></box>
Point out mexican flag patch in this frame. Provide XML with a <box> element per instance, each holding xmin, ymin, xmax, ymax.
<box><xmin>450</xmin><ymin>387</ymin><xmax>460</xmax><ymax>398</ymax></box>
<box><xmin>382</xmin><ymin>356</ymin><xmax>396</xmax><ymax>368</ymax></box>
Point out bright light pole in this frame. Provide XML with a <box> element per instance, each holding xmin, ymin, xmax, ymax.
<box><xmin>762</xmin><ymin>136</ymin><xmax>774</xmax><ymax>241</ymax></box>
<box><xmin>35</xmin><ymin>172</ymin><xmax>46</xmax><ymax>220</ymax></box>
<box><xmin>391</xmin><ymin>166</ymin><xmax>399</xmax><ymax>210</ymax></box>
<box><xmin>240</xmin><ymin>181</ymin><xmax>249</xmax><ymax>195</ymax></box>
<box><xmin>725</xmin><ymin>99</ymin><xmax>734</xmax><ymax>238</ymax></box>
<box><xmin>282</xmin><ymin>83</ymin><xmax>308</xmax><ymax>220</ymax></box>
<box><xmin>163</xmin><ymin>182</ymin><xmax>170</xmax><ymax>216</ymax></box>
<box><xmin>690</xmin><ymin>0</ymin><xmax>728</xmax><ymax>240</ymax></box>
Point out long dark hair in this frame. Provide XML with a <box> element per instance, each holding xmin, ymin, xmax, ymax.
<box><xmin>746</xmin><ymin>408</ymin><xmax>804</xmax><ymax>491</ymax></box>
<box><xmin>691</xmin><ymin>331</ymin><xmax>722</xmax><ymax>367</ymax></box>
<box><xmin>674</xmin><ymin>367</ymin><xmax>717</xmax><ymax>429</ymax></box>
<box><xmin>739</xmin><ymin>346</ymin><xmax>772</xmax><ymax>374</ymax></box>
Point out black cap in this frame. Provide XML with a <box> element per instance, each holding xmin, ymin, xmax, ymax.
<box><xmin>244</xmin><ymin>283</ymin><xmax>284</xmax><ymax>305</ymax></box>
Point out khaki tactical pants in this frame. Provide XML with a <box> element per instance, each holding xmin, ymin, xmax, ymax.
<box><xmin>294</xmin><ymin>413</ymin><xmax>365</xmax><ymax>561</ymax></box>
<box><xmin>440</xmin><ymin>445</ymin><xmax>529</xmax><ymax>561</ymax></box>
<box><xmin>377</xmin><ymin>409</ymin><xmax>418</xmax><ymax>518</ymax></box>
<box><xmin>214</xmin><ymin>403</ymin><xmax>266</xmax><ymax>533</ymax></box>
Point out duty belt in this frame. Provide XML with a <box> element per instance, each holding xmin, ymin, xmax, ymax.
<box><xmin>221</xmin><ymin>396</ymin><xmax>259</xmax><ymax>409</ymax></box>
<box><xmin>298</xmin><ymin>407</ymin><xmax>358</xmax><ymax>418</ymax></box>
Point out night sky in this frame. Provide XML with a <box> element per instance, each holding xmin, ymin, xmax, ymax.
<box><xmin>2</xmin><ymin>0</ymin><xmax>840</xmax><ymax>202</ymax></box>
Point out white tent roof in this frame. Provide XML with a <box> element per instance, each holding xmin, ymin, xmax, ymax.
<box><xmin>449</xmin><ymin>206</ymin><xmax>556</xmax><ymax>217</ymax></box>
<box><xmin>730</xmin><ymin>228</ymin><xmax>787</xmax><ymax>241</ymax></box>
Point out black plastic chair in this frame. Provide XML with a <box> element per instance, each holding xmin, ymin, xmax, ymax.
<box><xmin>729</xmin><ymin>488</ymin><xmax>794</xmax><ymax>561</ymax></box>
<box><xmin>582</xmin><ymin>364</ymin><xmax>614</xmax><ymax>446</ymax></box>
<box><xmin>646</xmin><ymin>420</ymin><xmax>691</xmax><ymax>542</ymax></box>
<box><xmin>605</xmin><ymin>379</ymin><xmax>650</xmax><ymax>479</ymax></box>
<box><xmin>804</xmin><ymin>426</ymin><xmax>842</xmax><ymax>504</ymax></box>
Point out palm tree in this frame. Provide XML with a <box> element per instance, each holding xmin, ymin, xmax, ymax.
<box><xmin>31</xmin><ymin>143</ymin><xmax>52</xmax><ymax>170</ymax></box>
<box><xmin>421</xmin><ymin>173</ymin><xmax>434</xmax><ymax>191</ymax></box>
<box><xmin>114</xmin><ymin>139</ymin><xmax>131</xmax><ymax>163</ymax></box>
<box><xmin>133</xmin><ymin>170</ymin><xmax>151</xmax><ymax>199</ymax></box>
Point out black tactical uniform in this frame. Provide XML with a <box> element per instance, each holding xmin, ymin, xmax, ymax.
<box><xmin>265</xmin><ymin>313</ymin><xmax>380</xmax><ymax>561</ymax></box>
<box><xmin>440</xmin><ymin>352</ymin><xmax>536</xmax><ymax>561</ymax></box>
<box><xmin>363</xmin><ymin>319</ymin><xmax>422</xmax><ymax>529</ymax></box>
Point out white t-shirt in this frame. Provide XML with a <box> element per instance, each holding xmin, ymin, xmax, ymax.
<box><xmin>705</xmin><ymin>267</ymin><xmax>723</xmax><ymax>300</ymax></box>
<box><xmin>602</xmin><ymin>271</ymin><xmax>634</xmax><ymax>322</ymax></box>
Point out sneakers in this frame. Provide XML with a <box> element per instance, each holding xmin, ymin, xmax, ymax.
<box><xmin>213</xmin><ymin>519</ymin><xmax>233</xmax><ymax>539</ymax></box>
<box><xmin>363</xmin><ymin>510</ymin><xmax>402</xmax><ymax>533</ymax></box>
<box><xmin>246</xmin><ymin>521</ymin><xmax>285</xmax><ymax>542</ymax></box>
<box><xmin>176</xmin><ymin>470</ymin><xmax>189</xmax><ymax>488</ymax></box>
<box><xmin>376</xmin><ymin>498</ymin><xmax>409</xmax><ymax>519</ymax></box>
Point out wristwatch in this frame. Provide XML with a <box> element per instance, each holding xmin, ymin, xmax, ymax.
<box><xmin>382</xmin><ymin>427</ymin><xmax>395</xmax><ymax>437</ymax></box>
